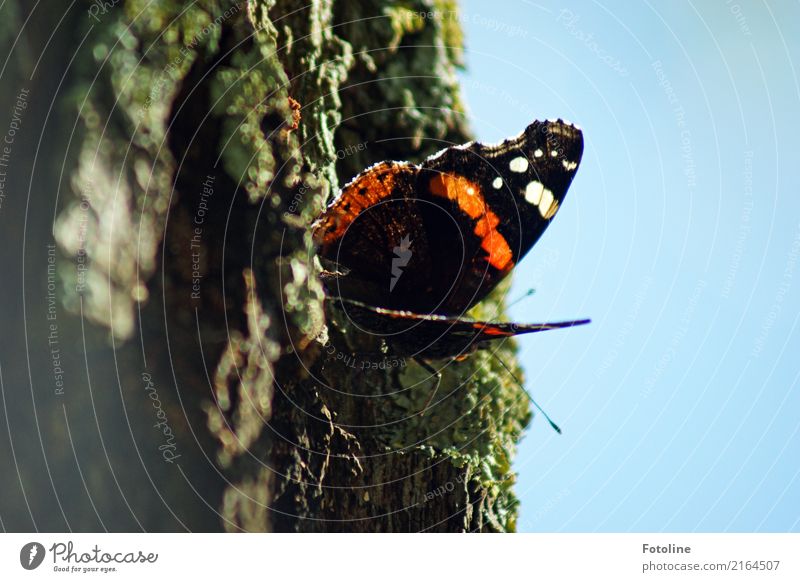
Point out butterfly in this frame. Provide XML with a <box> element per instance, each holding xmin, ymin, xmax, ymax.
<box><xmin>312</xmin><ymin>118</ymin><xmax>588</xmax><ymax>363</ymax></box>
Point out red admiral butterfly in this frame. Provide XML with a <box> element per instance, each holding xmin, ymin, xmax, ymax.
<box><xmin>313</xmin><ymin>119</ymin><xmax>588</xmax><ymax>363</ymax></box>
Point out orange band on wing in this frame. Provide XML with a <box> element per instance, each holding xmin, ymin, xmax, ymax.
<box><xmin>472</xmin><ymin>322</ymin><xmax>515</xmax><ymax>337</ymax></box>
<box><xmin>429</xmin><ymin>173</ymin><xmax>514</xmax><ymax>272</ymax></box>
<box><xmin>313</xmin><ymin>163</ymin><xmax>401</xmax><ymax>249</ymax></box>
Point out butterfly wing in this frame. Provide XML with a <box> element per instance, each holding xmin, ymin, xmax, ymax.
<box><xmin>331</xmin><ymin>298</ymin><xmax>590</xmax><ymax>360</ymax></box>
<box><xmin>312</xmin><ymin>119</ymin><xmax>583</xmax><ymax>317</ymax></box>
<box><xmin>417</xmin><ymin>119</ymin><xmax>583</xmax><ymax>313</ymax></box>
<box><xmin>312</xmin><ymin>161</ymin><xmax>438</xmax><ymax>311</ymax></box>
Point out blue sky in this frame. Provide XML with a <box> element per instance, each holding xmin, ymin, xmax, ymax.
<box><xmin>458</xmin><ymin>0</ymin><xmax>800</xmax><ymax>532</ymax></box>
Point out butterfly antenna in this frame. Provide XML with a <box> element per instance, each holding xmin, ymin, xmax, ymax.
<box><xmin>506</xmin><ymin>288</ymin><xmax>536</xmax><ymax>309</ymax></box>
<box><xmin>413</xmin><ymin>358</ymin><xmax>442</xmax><ymax>416</ymax></box>
<box><xmin>491</xmin><ymin>353</ymin><xmax>561</xmax><ymax>434</ymax></box>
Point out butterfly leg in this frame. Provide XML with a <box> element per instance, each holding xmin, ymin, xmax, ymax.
<box><xmin>414</xmin><ymin>358</ymin><xmax>442</xmax><ymax>416</ymax></box>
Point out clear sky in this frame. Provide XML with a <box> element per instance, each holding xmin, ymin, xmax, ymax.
<box><xmin>458</xmin><ymin>0</ymin><xmax>800</xmax><ymax>532</ymax></box>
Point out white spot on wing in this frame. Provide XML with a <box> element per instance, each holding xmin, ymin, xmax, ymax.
<box><xmin>525</xmin><ymin>181</ymin><xmax>544</xmax><ymax>206</ymax></box>
<box><xmin>539</xmin><ymin>188</ymin><xmax>555</xmax><ymax>217</ymax></box>
<box><xmin>509</xmin><ymin>156</ymin><xmax>529</xmax><ymax>173</ymax></box>
<box><xmin>544</xmin><ymin>199</ymin><xmax>559</xmax><ymax>219</ymax></box>
<box><xmin>492</xmin><ymin>177</ymin><xmax>503</xmax><ymax>189</ymax></box>
<box><xmin>562</xmin><ymin>159</ymin><xmax>578</xmax><ymax>171</ymax></box>
<box><xmin>550</xmin><ymin>149</ymin><xmax>559</xmax><ymax>158</ymax></box>
<box><xmin>534</xmin><ymin>148</ymin><xmax>543</xmax><ymax>158</ymax></box>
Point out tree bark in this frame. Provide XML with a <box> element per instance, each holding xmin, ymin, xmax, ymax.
<box><xmin>1</xmin><ymin>0</ymin><xmax>531</xmax><ymax>532</ymax></box>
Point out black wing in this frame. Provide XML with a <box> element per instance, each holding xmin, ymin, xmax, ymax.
<box><xmin>417</xmin><ymin>119</ymin><xmax>583</xmax><ymax>313</ymax></box>
<box><xmin>312</xmin><ymin>119</ymin><xmax>583</xmax><ymax>316</ymax></box>
<box><xmin>332</xmin><ymin>298</ymin><xmax>590</xmax><ymax>360</ymax></box>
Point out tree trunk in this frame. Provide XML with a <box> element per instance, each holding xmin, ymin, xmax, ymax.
<box><xmin>1</xmin><ymin>0</ymin><xmax>530</xmax><ymax>532</ymax></box>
